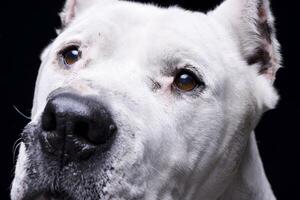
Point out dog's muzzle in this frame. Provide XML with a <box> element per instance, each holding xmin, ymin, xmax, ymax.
<box><xmin>39</xmin><ymin>91</ymin><xmax>117</xmax><ymax>162</ymax></box>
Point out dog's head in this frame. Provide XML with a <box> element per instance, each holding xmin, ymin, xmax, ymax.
<box><xmin>11</xmin><ymin>0</ymin><xmax>281</xmax><ymax>199</ymax></box>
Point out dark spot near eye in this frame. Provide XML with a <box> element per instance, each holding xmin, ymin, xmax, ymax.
<box><xmin>152</xmin><ymin>81</ymin><xmax>162</xmax><ymax>91</ymax></box>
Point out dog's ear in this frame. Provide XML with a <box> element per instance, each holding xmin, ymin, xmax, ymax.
<box><xmin>60</xmin><ymin>0</ymin><xmax>97</xmax><ymax>27</ymax></box>
<box><xmin>211</xmin><ymin>0</ymin><xmax>281</xmax><ymax>82</ymax></box>
<box><xmin>60</xmin><ymin>0</ymin><xmax>114</xmax><ymax>28</ymax></box>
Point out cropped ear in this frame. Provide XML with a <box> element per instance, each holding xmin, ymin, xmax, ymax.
<box><xmin>60</xmin><ymin>0</ymin><xmax>101</xmax><ymax>27</ymax></box>
<box><xmin>211</xmin><ymin>0</ymin><xmax>281</xmax><ymax>82</ymax></box>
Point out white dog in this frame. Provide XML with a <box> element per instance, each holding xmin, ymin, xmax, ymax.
<box><xmin>11</xmin><ymin>0</ymin><xmax>281</xmax><ymax>199</ymax></box>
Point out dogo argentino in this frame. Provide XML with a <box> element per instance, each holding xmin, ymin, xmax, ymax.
<box><xmin>11</xmin><ymin>0</ymin><xmax>281</xmax><ymax>199</ymax></box>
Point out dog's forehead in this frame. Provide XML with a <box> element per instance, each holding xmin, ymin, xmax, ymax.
<box><xmin>52</xmin><ymin>2</ymin><xmax>230</xmax><ymax>79</ymax></box>
<box><xmin>59</xmin><ymin>2</ymin><xmax>222</xmax><ymax>56</ymax></box>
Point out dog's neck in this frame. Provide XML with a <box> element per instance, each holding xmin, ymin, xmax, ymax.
<box><xmin>220</xmin><ymin>133</ymin><xmax>276</xmax><ymax>200</ymax></box>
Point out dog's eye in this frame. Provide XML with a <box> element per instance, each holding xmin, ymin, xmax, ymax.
<box><xmin>173</xmin><ymin>69</ymin><xmax>203</xmax><ymax>92</ymax></box>
<box><xmin>60</xmin><ymin>46</ymin><xmax>81</xmax><ymax>67</ymax></box>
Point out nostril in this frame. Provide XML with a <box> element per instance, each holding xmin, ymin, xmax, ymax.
<box><xmin>41</xmin><ymin>110</ymin><xmax>57</xmax><ymax>132</ymax></box>
<box><xmin>109</xmin><ymin>124</ymin><xmax>117</xmax><ymax>134</ymax></box>
<box><xmin>73</xmin><ymin>120</ymin><xmax>90</xmax><ymax>140</ymax></box>
<box><xmin>87</xmin><ymin>123</ymin><xmax>117</xmax><ymax>145</ymax></box>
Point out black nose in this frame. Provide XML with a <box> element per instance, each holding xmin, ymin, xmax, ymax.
<box><xmin>40</xmin><ymin>92</ymin><xmax>117</xmax><ymax>160</ymax></box>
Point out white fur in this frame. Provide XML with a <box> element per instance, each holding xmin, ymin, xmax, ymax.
<box><xmin>12</xmin><ymin>0</ymin><xmax>280</xmax><ymax>199</ymax></box>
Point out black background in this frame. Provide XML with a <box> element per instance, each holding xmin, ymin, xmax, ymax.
<box><xmin>0</xmin><ymin>0</ymin><xmax>299</xmax><ymax>199</ymax></box>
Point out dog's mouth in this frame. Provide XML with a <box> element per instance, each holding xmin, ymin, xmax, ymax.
<box><xmin>15</xmin><ymin>123</ymin><xmax>122</xmax><ymax>200</ymax></box>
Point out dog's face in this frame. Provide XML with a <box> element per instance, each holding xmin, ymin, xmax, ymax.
<box><xmin>11</xmin><ymin>0</ymin><xmax>281</xmax><ymax>199</ymax></box>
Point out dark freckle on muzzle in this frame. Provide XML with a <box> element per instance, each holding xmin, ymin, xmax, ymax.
<box><xmin>39</xmin><ymin>91</ymin><xmax>117</xmax><ymax>163</ymax></box>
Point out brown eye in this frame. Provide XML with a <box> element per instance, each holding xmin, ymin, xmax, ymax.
<box><xmin>60</xmin><ymin>46</ymin><xmax>81</xmax><ymax>67</ymax></box>
<box><xmin>173</xmin><ymin>69</ymin><xmax>202</xmax><ymax>92</ymax></box>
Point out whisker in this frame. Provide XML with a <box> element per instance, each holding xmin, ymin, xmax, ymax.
<box><xmin>13</xmin><ymin>105</ymin><xmax>31</xmax><ymax>120</ymax></box>
<box><xmin>12</xmin><ymin>138</ymin><xmax>22</xmax><ymax>164</ymax></box>
<box><xmin>12</xmin><ymin>137</ymin><xmax>22</xmax><ymax>153</ymax></box>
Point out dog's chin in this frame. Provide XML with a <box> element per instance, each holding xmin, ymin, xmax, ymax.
<box><xmin>22</xmin><ymin>190</ymin><xmax>71</xmax><ymax>200</ymax></box>
<box><xmin>18</xmin><ymin>169</ymin><xmax>110</xmax><ymax>200</ymax></box>
<box><xmin>18</xmin><ymin>171</ymin><xmax>104</xmax><ymax>200</ymax></box>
